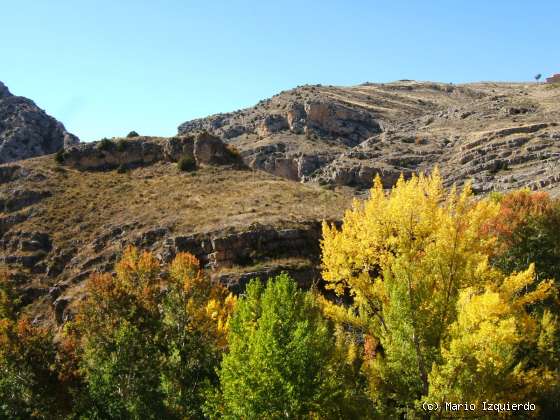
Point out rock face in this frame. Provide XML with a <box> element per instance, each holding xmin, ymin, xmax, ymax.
<box><xmin>60</xmin><ymin>132</ymin><xmax>240</xmax><ymax>171</ymax></box>
<box><xmin>193</xmin><ymin>131</ymin><xmax>237</xmax><ymax>165</ymax></box>
<box><xmin>0</xmin><ymin>81</ymin><xmax>79</xmax><ymax>164</ymax></box>
<box><xmin>178</xmin><ymin>81</ymin><xmax>560</xmax><ymax>197</ymax></box>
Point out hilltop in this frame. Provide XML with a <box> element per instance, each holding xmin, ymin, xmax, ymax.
<box><xmin>0</xmin><ymin>81</ymin><xmax>79</xmax><ymax>163</ymax></box>
<box><xmin>179</xmin><ymin>81</ymin><xmax>560</xmax><ymax>195</ymax></box>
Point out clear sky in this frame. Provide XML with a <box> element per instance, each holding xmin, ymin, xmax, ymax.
<box><xmin>1</xmin><ymin>0</ymin><xmax>558</xmax><ymax>141</ymax></box>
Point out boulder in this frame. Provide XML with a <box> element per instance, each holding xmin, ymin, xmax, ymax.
<box><xmin>193</xmin><ymin>132</ymin><xmax>236</xmax><ymax>165</ymax></box>
<box><xmin>304</xmin><ymin>101</ymin><xmax>382</xmax><ymax>145</ymax></box>
<box><xmin>256</xmin><ymin>114</ymin><xmax>289</xmax><ymax>137</ymax></box>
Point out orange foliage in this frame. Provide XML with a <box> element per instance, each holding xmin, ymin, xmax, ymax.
<box><xmin>167</xmin><ymin>252</ymin><xmax>236</xmax><ymax>349</ymax></box>
<box><xmin>484</xmin><ymin>190</ymin><xmax>553</xmax><ymax>252</ymax></box>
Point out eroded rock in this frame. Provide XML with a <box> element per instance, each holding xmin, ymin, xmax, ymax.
<box><xmin>0</xmin><ymin>81</ymin><xmax>79</xmax><ymax>164</ymax></box>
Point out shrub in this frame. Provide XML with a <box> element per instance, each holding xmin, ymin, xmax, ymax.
<box><xmin>54</xmin><ymin>149</ymin><xmax>66</xmax><ymax>164</ymax></box>
<box><xmin>116</xmin><ymin>139</ymin><xmax>127</xmax><ymax>152</ymax></box>
<box><xmin>177</xmin><ymin>155</ymin><xmax>196</xmax><ymax>172</ymax></box>
<box><xmin>489</xmin><ymin>159</ymin><xmax>508</xmax><ymax>174</ymax></box>
<box><xmin>225</xmin><ymin>144</ymin><xmax>241</xmax><ymax>159</ymax></box>
<box><xmin>116</xmin><ymin>164</ymin><xmax>127</xmax><ymax>174</ymax></box>
<box><xmin>96</xmin><ymin>138</ymin><xmax>113</xmax><ymax>151</ymax></box>
<box><xmin>127</xmin><ymin>131</ymin><xmax>139</xmax><ymax>138</ymax></box>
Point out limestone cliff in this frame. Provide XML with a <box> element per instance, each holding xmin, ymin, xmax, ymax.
<box><xmin>0</xmin><ymin>81</ymin><xmax>79</xmax><ymax>164</ymax></box>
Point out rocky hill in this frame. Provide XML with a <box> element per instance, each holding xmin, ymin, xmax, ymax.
<box><xmin>2</xmin><ymin>79</ymin><xmax>560</xmax><ymax>330</ymax></box>
<box><xmin>179</xmin><ymin>81</ymin><xmax>560</xmax><ymax>195</ymax></box>
<box><xmin>0</xmin><ymin>133</ymin><xmax>351</xmax><ymax>327</ymax></box>
<box><xmin>0</xmin><ymin>81</ymin><xmax>79</xmax><ymax>164</ymax></box>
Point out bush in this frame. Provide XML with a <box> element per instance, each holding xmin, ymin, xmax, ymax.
<box><xmin>489</xmin><ymin>159</ymin><xmax>508</xmax><ymax>174</ymax></box>
<box><xmin>225</xmin><ymin>144</ymin><xmax>241</xmax><ymax>159</ymax></box>
<box><xmin>54</xmin><ymin>149</ymin><xmax>66</xmax><ymax>164</ymax></box>
<box><xmin>96</xmin><ymin>138</ymin><xmax>113</xmax><ymax>151</ymax></box>
<box><xmin>177</xmin><ymin>155</ymin><xmax>196</xmax><ymax>172</ymax></box>
<box><xmin>127</xmin><ymin>131</ymin><xmax>139</xmax><ymax>138</ymax></box>
<box><xmin>116</xmin><ymin>164</ymin><xmax>127</xmax><ymax>174</ymax></box>
<box><xmin>116</xmin><ymin>139</ymin><xmax>127</xmax><ymax>152</ymax></box>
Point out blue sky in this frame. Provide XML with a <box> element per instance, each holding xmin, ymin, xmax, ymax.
<box><xmin>1</xmin><ymin>0</ymin><xmax>558</xmax><ymax>141</ymax></box>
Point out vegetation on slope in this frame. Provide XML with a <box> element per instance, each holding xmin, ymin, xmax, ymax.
<box><xmin>1</xmin><ymin>170</ymin><xmax>559</xmax><ymax>418</ymax></box>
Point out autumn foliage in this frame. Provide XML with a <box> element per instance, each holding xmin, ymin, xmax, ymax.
<box><xmin>1</xmin><ymin>172</ymin><xmax>560</xmax><ymax>418</ymax></box>
<box><xmin>321</xmin><ymin>171</ymin><xmax>560</xmax><ymax>417</ymax></box>
<box><xmin>487</xmin><ymin>189</ymin><xmax>560</xmax><ymax>286</ymax></box>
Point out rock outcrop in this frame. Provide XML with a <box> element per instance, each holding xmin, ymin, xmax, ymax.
<box><xmin>59</xmin><ymin>132</ymin><xmax>241</xmax><ymax>171</ymax></box>
<box><xmin>178</xmin><ymin>81</ymin><xmax>560</xmax><ymax>196</ymax></box>
<box><xmin>0</xmin><ymin>81</ymin><xmax>79</xmax><ymax>164</ymax></box>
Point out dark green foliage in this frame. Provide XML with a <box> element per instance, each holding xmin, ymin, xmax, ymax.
<box><xmin>494</xmin><ymin>203</ymin><xmax>560</xmax><ymax>284</ymax></box>
<box><xmin>96</xmin><ymin>138</ymin><xmax>113</xmax><ymax>151</ymax></box>
<box><xmin>116</xmin><ymin>139</ymin><xmax>127</xmax><ymax>152</ymax></box>
<box><xmin>116</xmin><ymin>164</ymin><xmax>128</xmax><ymax>173</ymax></box>
<box><xmin>177</xmin><ymin>155</ymin><xmax>196</xmax><ymax>172</ymax></box>
<box><xmin>209</xmin><ymin>274</ymin><xmax>368</xmax><ymax>419</ymax></box>
<box><xmin>127</xmin><ymin>130</ymin><xmax>140</xmax><ymax>138</ymax></box>
<box><xmin>54</xmin><ymin>149</ymin><xmax>66</xmax><ymax>164</ymax></box>
<box><xmin>80</xmin><ymin>322</ymin><xmax>165</xmax><ymax>419</ymax></box>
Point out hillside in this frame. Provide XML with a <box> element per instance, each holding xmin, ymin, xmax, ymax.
<box><xmin>0</xmin><ymin>81</ymin><xmax>79</xmax><ymax>163</ymax></box>
<box><xmin>179</xmin><ymin>81</ymin><xmax>560</xmax><ymax>195</ymax></box>
<box><xmin>2</xmin><ymin>80</ymin><xmax>560</xmax><ymax>329</ymax></box>
<box><xmin>0</xmin><ymin>133</ymin><xmax>351</xmax><ymax>327</ymax></box>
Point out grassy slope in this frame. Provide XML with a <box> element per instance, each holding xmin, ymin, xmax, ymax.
<box><xmin>5</xmin><ymin>157</ymin><xmax>352</xmax><ymax>252</ymax></box>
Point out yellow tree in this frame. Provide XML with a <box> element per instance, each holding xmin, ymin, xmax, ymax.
<box><xmin>321</xmin><ymin>170</ymin><xmax>558</xmax><ymax>416</ymax></box>
<box><xmin>427</xmin><ymin>263</ymin><xmax>559</xmax><ymax>417</ymax></box>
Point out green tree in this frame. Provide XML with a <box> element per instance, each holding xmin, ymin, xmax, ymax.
<box><xmin>211</xmin><ymin>274</ymin><xmax>370</xmax><ymax>419</ymax></box>
<box><xmin>72</xmin><ymin>250</ymin><xmax>164</xmax><ymax>418</ymax></box>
